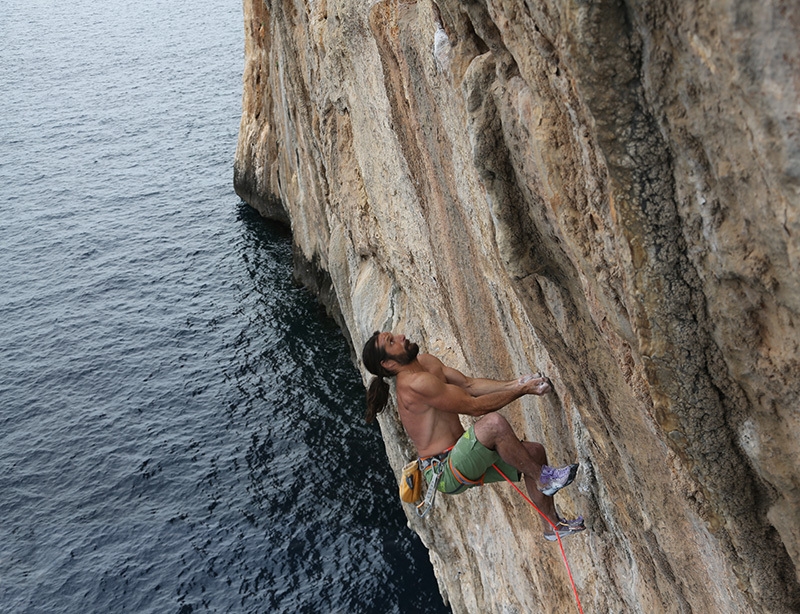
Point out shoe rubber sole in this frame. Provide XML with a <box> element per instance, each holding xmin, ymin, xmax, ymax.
<box><xmin>540</xmin><ymin>463</ymin><xmax>579</xmax><ymax>496</ymax></box>
<box><xmin>544</xmin><ymin>523</ymin><xmax>586</xmax><ymax>541</ymax></box>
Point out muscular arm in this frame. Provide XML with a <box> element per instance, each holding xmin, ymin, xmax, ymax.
<box><xmin>432</xmin><ymin>356</ymin><xmax>541</xmax><ymax>397</ymax></box>
<box><xmin>449</xmin><ymin>371</ymin><xmax>520</xmax><ymax>396</ymax></box>
<box><xmin>403</xmin><ymin>371</ymin><xmax>547</xmax><ymax>417</ymax></box>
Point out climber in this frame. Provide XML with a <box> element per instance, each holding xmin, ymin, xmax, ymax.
<box><xmin>362</xmin><ymin>331</ymin><xmax>585</xmax><ymax>540</ymax></box>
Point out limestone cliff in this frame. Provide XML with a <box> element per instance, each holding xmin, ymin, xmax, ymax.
<box><xmin>234</xmin><ymin>1</ymin><xmax>800</xmax><ymax>611</ymax></box>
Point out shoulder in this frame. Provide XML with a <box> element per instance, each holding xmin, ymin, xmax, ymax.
<box><xmin>419</xmin><ymin>353</ymin><xmax>467</xmax><ymax>387</ymax></box>
<box><xmin>418</xmin><ymin>353</ymin><xmax>445</xmax><ymax>371</ymax></box>
<box><xmin>397</xmin><ymin>369</ymin><xmax>446</xmax><ymax>407</ymax></box>
<box><xmin>398</xmin><ymin>369</ymin><xmax>441</xmax><ymax>394</ymax></box>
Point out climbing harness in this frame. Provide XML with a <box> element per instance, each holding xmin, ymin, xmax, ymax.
<box><xmin>492</xmin><ymin>463</ymin><xmax>585</xmax><ymax>614</ymax></box>
<box><xmin>448</xmin><ymin>456</ymin><xmax>484</xmax><ymax>488</ymax></box>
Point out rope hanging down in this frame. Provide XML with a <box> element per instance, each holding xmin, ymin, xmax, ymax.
<box><xmin>491</xmin><ymin>463</ymin><xmax>584</xmax><ymax>614</ymax></box>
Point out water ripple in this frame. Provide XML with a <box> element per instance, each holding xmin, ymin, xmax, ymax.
<box><xmin>0</xmin><ymin>0</ymin><xmax>447</xmax><ymax>612</ymax></box>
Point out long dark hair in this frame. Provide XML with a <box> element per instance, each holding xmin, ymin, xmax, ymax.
<box><xmin>362</xmin><ymin>331</ymin><xmax>392</xmax><ymax>423</ymax></box>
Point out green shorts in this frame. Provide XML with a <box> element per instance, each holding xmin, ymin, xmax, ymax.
<box><xmin>422</xmin><ymin>426</ymin><xmax>520</xmax><ymax>494</ymax></box>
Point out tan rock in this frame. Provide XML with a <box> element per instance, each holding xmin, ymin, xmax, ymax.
<box><xmin>235</xmin><ymin>0</ymin><xmax>800</xmax><ymax>611</ymax></box>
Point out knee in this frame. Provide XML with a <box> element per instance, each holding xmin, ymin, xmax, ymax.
<box><xmin>478</xmin><ymin>412</ymin><xmax>512</xmax><ymax>436</ymax></box>
<box><xmin>524</xmin><ymin>441</ymin><xmax>547</xmax><ymax>465</ymax></box>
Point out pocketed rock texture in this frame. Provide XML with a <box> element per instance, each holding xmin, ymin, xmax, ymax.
<box><xmin>234</xmin><ymin>1</ymin><xmax>800</xmax><ymax>611</ymax></box>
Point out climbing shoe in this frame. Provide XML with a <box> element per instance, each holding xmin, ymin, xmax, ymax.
<box><xmin>537</xmin><ymin>463</ymin><xmax>579</xmax><ymax>496</ymax></box>
<box><xmin>544</xmin><ymin>516</ymin><xmax>586</xmax><ymax>542</ymax></box>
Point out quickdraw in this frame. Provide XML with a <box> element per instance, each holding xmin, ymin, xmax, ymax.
<box><xmin>416</xmin><ymin>458</ymin><xmax>445</xmax><ymax>518</ymax></box>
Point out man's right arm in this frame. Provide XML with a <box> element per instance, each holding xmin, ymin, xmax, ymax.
<box><xmin>405</xmin><ymin>371</ymin><xmax>541</xmax><ymax>417</ymax></box>
<box><xmin>429</xmin><ymin>356</ymin><xmax>550</xmax><ymax>398</ymax></box>
<box><xmin>439</xmin><ymin>363</ymin><xmax>509</xmax><ymax>395</ymax></box>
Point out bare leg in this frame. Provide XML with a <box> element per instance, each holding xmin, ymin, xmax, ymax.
<box><xmin>473</xmin><ymin>413</ymin><xmax>558</xmax><ymax>529</ymax></box>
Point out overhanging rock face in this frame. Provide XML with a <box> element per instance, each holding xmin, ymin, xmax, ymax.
<box><xmin>234</xmin><ymin>1</ymin><xmax>800</xmax><ymax>611</ymax></box>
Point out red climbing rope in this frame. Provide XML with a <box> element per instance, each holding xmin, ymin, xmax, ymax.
<box><xmin>492</xmin><ymin>464</ymin><xmax>584</xmax><ymax>614</ymax></box>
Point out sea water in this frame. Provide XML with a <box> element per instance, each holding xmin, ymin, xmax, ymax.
<box><xmin>0</xmin><ymin>1</ymin><xmax>448</xmax><ymax>612</ymax></box>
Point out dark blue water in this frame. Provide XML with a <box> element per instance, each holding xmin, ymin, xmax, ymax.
<box><xmin>0</xmin><ymin>1</ymin><xmax>448</xmax><ymax>612</ymax></box>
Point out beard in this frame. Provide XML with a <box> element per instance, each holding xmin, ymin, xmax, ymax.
<box><xmin>394</xmin><ymin>339</ymin><xmax>420</xmax><ymax>365</ymax></box>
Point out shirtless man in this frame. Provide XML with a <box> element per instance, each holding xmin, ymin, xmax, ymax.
<box><xmin>362</xmin><ymin>331</ymin><xmax>584</xmax><ymax>541</ymax></box>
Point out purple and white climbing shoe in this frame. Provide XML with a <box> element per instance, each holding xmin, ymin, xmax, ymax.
<box><xmin>537</xmin><ymin>463</ymin><xmax>579</xmax><ymax>496</ymax></box>
<box><xmin>544</xmin><ymin>516</ymin><xmax>586</xmax><ymax>542</ymax></box>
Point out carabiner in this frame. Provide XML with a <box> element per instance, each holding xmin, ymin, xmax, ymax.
<box><xmin>416</xmin><ymin>459</ymin><xmax>444</xmax><ymax>518</ymax></box>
